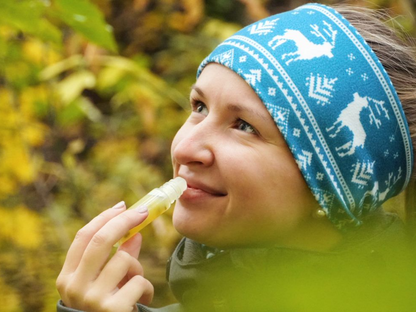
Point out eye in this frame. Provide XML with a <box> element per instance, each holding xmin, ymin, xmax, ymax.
<box><xmin>236</xmin><ymin>119</ymin><xmax>257</xmax><ymax>134</ymax></box>
<box><xmin>191</xmin><ymin>99</ymin><xmax>208</xmax><ymax>116</ymax></box>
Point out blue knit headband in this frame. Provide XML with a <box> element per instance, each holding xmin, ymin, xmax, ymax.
<box><xmin>197</xmin><ymin>3</ymin><xmax>413</xmax><ymax>227</ymax></box>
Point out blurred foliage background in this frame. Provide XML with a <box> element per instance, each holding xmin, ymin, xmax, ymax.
<box><xmin>0</xmin><ymin>0</ymin><xmax>415</xmax><ymax>311</ymax></box>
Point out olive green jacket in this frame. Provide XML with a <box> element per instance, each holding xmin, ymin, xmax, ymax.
<box><xmin>57</xmin><ymin>213</ymin><xmax>416</xmax><ymax>312</ymax></box>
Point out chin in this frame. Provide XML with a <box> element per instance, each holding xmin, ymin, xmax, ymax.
<box><xmin>172</xmin><ymin>213</ymin><xmax>214</xmax><ymax>246</ymax></box>
<box><xmin>172</xmin><ymin>210</ymin><xmax>199</xmax><ymax>237</ymax></box>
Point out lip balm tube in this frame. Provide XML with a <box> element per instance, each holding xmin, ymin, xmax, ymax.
<box><xmin>116</xmin><ymin>177</ymin><xmax>187</xmax><ymax>246</ymax></box>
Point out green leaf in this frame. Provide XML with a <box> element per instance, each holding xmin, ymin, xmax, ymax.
<box><xmin>56</xmin><ymin>70</ymin><xmax>96</xmax><ymax>104</ymax></box>
<box><xmin>54</xmin><ymin>0</ymin><xmax>118</xmax><ymax>53</ymax></box>
<box><xmin>0</xmin><ymin>35</ymin><xmax>7</xmax><ymax>59</ymax></box>
<box><xmin>0</xmin><ymin>0</ymin><xmax>61</xmax><ymax>43</ymax></box>
<box><xmin>57</xmin><ymin>99</ymin><xmax>85</xmax><ymax>126</ymax></box>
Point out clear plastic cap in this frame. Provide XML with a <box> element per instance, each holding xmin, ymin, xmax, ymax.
<box><xmin>160</xmin><ymin>177</ymin><xmax>187</xmax><ymax>204</ymax></box>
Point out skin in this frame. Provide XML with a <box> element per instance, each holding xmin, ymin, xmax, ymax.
<box><xmin>171</xmin><ymin>64</ymin><xmax>340</xmax><ymax>249</ymax></box>
<box><xmin>56</xmin><ymin>202</ymin><xmax>154</xmax><ymax>312</ymax></box>
<box><xmin>57</xmin><ymin>63</ymin><xmax>341</xmax><ymax>311</ymax></box>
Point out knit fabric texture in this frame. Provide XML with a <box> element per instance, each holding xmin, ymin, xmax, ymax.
<box><xmin>197</xmin><ymin>3</ymin><xmax>413</xmax><ymax>227</ymax></box>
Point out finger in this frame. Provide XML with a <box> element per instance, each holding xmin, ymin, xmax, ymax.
<box><xmin>76</xmin><ymin>207</ymin><xmax>149</xmax><ymax>282</ymax></box>
<box><xmin>93</xmin><ymin>250</ymin><xmax>144</xmax><ymax>293</ymax></box>
<box><xmin>60</xmin><ymin>201</ymin><xmax>127</xmax><ymax>275</ymax></box>
<box><xmin>113</xmin><ymin>275</ymin><xmax>154</xmax><ymax>307</ymax></box>
<box><xmin>118</xmin><ymin>232</ymin><xmax>142</xmax><ymax>260</ymax></box>
<box><xmin>116</xmin><ymin>234</ymin><xmax>144</xmax><ymax>289</ymax></box>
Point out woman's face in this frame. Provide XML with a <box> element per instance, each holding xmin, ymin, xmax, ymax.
<box><xmin>171</xmin><ymin>64</ymin><xmax>321</xmax><ymax>248</ymax></box>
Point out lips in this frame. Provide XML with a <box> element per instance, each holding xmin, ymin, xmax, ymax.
<box><xmin>179</xmin><ymin>177</ymin><xmax>227</xmax><ymax>198</ymax></box>
<box><xmin>187</xmin><ymin>184</ymin><xmax>226</xmax><ymax>196</ymax></box>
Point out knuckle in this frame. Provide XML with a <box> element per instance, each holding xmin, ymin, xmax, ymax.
<box><xmin>146</xmin><ymin>279</ymin><xmax>155</xmax><ymax>293</ymax></box>
<box><xmin>84</xmin><ymin>289</ymin><xmax>101</xmax><ymax>310</ymax></box>
<box><xmin>92</xmin><ymin>214</ymin><xmax>106</xmax><ymax>223</ymax></box>
<box><xmin>73</xmin><ymin>215</ymin><xmax>107</xmax><ymax>241</ymax></box>
<box><xmin>133</xmin><ymin>276</ymin><xmax>154</xmax><ymax>305</ymax></box>
<box><xmin>87</xmin><ymin>298</ymin><xmax>123</xmax><ymax>312</ymax></box>
<box><xmin>73</xmin><ymin>227</ymin><xmax>88</xmax><ymax>241</ymax></box>
<box><xmin>135</xmin><ymin>262</ymin><xmax>144</xmax><ymax>277</ymax></box>
<box><xmin>55</xmin><ymin>275</ymin><xmax>67</xmax><ymax>294</ymax></box>
<box><xmin>114</xmin><ymin>250</ymin><xmax>132</xmax><ymax>262</ymax></box>
<box><xmin>90</xmin><ymin>232</ymin><xmax>110</xmax><ymax>247</ymax></box>
<box><xmin>65</xmin><ymin>280</ymin><xmax>83</xmax><ymax>303</ymax></box>
<box><xmin>100</xmin><ymin>301</ymin><xmax>121</xmax><ymax>312</ymax></box>
<box><xmin>133</xmin><ymin>275</ymin><xmax>154</xmax><ymax>291</ymax></box>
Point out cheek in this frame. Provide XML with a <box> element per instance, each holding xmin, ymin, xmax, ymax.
<box><xmin>221</xmin><ymin>151</ymin><xmax>272</xmax><ymax>206</ymax></box>
<box><xmin>234</xmin><ymin>150</ymin><xmax>312</xmax><ymax>210</ymax></box>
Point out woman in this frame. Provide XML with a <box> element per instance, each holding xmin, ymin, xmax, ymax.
<box><xmin>56</xmin><ymin>3</ymin><xmax>416</xmax><ymax>311</ymax></box>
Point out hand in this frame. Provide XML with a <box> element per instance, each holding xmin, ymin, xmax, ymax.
<box><xmin>56</xmin><ymin>202</ymin><xmax>154</xmax><ymax>312</ymax></box>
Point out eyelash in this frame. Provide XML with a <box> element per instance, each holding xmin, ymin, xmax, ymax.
<box><xmin>235</xmin><ymin>119</ymin><xmax>256</xmax><ymax>134</ymax></box>
<box><xmin>190</xmin><ymin>98</ymin><xmax>257</xmax><ymax>135</ymax></box>
<box><xmin>191</xmin><ymin>99</ymin><xmax>208</xmax><ymax>114</ymax></box>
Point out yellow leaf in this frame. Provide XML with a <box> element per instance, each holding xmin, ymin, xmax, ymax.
<box><xmin>0</xmin><ymin>205</ymin><xmax>43</xmax><ymax>249</ymax></box>
<box><xmin>20</xmin><ymin>86</ymin><xmax>48</xmax><ymax>116</ymax></box>
<box><xmin>0</xmin><ymin>175</ymin><xmax>17</xmax><ymax>198</ymax></box>
<box><xmin>22</xmin><ymin>39</ymin><xmax>47</xmax><ymax>65</ymax></box>
<box><xmin>1</xmin><ymin>142</ymin><xmax>36</xmax><ymax>184</ymax></box>
<box><xmin>21</xmin><ymin>122</ymin><xmax>47</xmax><ymax>146</ymax></box>
<box><xmin>0</xmin><ymin>208</ymin><xmax>13</xmax><ymax>239</ymax></box>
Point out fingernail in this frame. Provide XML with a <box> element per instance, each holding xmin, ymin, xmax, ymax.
<box><xmin>135</xmin><ymin>205</ymin><xmax>148</xmax><ymax>214</ymax></box>
<box><xmin>112</xmin><ymin>201</ymin><xmax>126</xmax><ymax>209</ymax></box>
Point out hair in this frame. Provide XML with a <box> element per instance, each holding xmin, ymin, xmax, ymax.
<box><xmin>334</xmin><ymin>5</ymin><xmax>416</xmax><ymax>226</ymax></box>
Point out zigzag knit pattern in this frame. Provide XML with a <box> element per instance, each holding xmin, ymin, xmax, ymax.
<box><xmin>197</xmin><ymin>3</ymin><xmax>413</xmax><ymax>227</ymax></box>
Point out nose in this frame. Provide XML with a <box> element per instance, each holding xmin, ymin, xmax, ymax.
<box><xmin>171</xmin><ymin>119</ymin><xmax>215</xmax><ymax>168</ymax></box>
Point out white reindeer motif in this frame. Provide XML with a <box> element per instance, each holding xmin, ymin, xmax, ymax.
<box><xmin>268</xmin><ymin>21</ymin><xmax>337</xmax><ymax>65</ymax></box>
<box><xmin>359</xmin><ymin>169</ymin><xmax>402</xmax><ymax>211</ymax></box>
<box><xmin>326</xmin><ymin>93</ymin><xmax>369</xmax><ymax>157</ymax></box>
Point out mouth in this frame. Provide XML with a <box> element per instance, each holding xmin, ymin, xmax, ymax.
<box><xmin>186</xmin><ymin>183</ymin><xmax>227</xmax><ymax>197</ymax></box>
<box><xmin>178</xmin><ymin>176</ymin><xmax>227</xmax><ymax>198</ymax></box>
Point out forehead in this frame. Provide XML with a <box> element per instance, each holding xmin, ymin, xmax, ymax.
<box><xmin>193</xmin><ymin>64</ymin><xmax>273</xmax><ymax>121</ymax></box>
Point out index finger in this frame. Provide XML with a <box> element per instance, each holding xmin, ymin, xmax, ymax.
<box><xmin>59</xmin><ymin>201</ymin><xmax>126</xmax><ymax>276</ymax></box>
<box><xmin>75</xmin><ymin>207</ymin><xmax>149</xmax><ymax>282</ymax></box>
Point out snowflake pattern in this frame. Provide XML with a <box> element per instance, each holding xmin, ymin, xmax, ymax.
<box><xmin>268</xmin><ymin>87</ymin><xmax>276</xmax><ymax>96</ymax></box>
<box><xmin>198</xmin><ymin>3</ymin><xmax>412</xmax><ymax>227</ymax></box>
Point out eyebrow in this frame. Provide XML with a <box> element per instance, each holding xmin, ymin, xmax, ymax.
<box><xmin>227</xmin><ymin>103</ymin><xmax>270</xmax><ymax>122</ymax></box>
<box><xmin>191</xmin><ymin>85</ymin><xmax>205</xmax><ymax>97</ymax></box>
